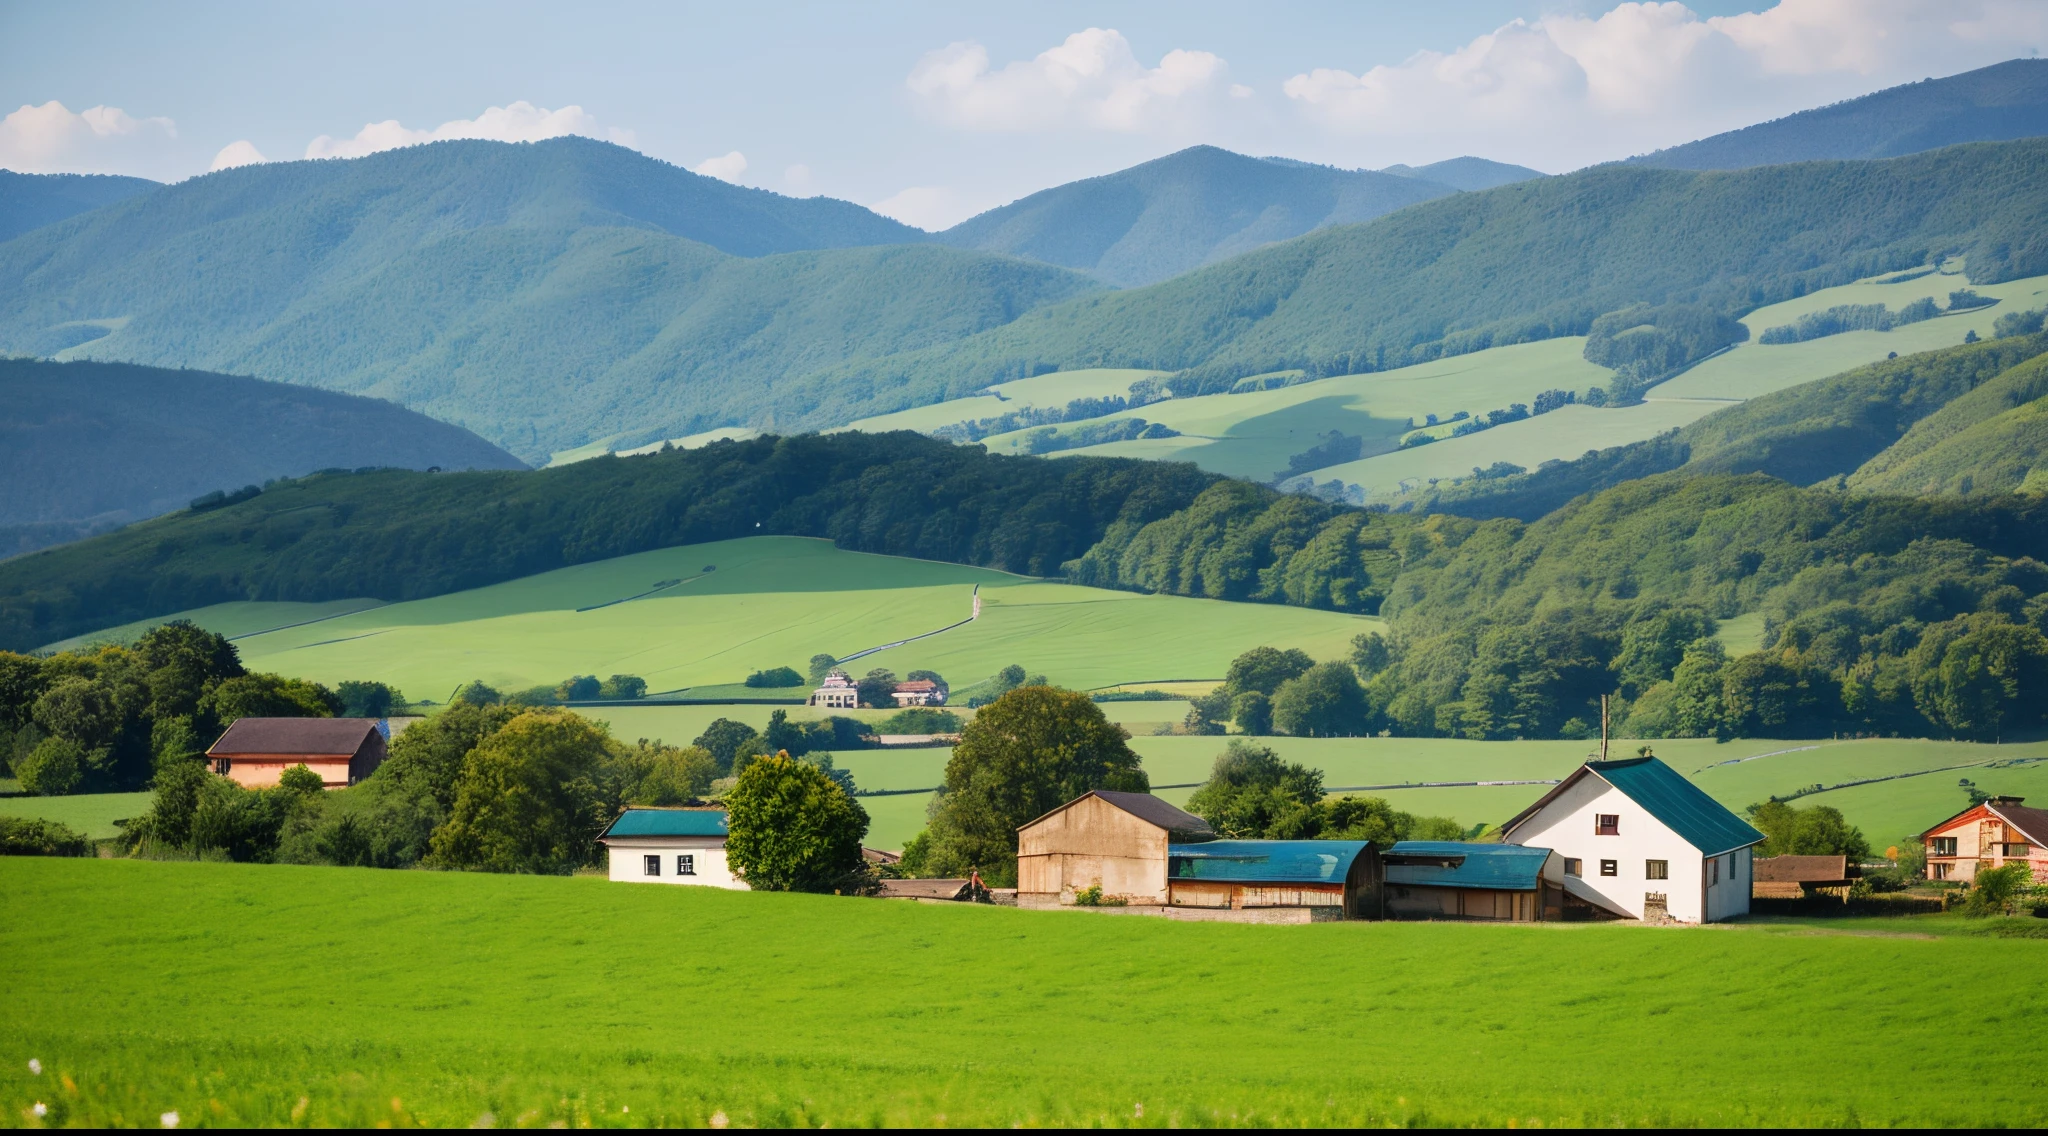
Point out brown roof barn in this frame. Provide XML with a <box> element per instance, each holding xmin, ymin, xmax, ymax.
<box><xmin>1751</xmin><ymin>854</ymin><xmax>1855</xmax><ymax>899</ymax></box>
<box><xmin>206</xmin><ymin>718</ymin><xmax>386</xmax><ymax>789</ymax></box>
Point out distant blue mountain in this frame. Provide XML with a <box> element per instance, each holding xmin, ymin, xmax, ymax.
<box><xmin>937</xmin><ymin>145</ymin><xmax>1461</xmax><ymax>287</ymax></box>
<box><xmin>0</xmin><ymin>169</ymin><xmax>159</xmax><ymax>244</ymax></box>
<box><xmin>1630</xmin><ymin>58</ymin><xmax>2048</xmax><ymax>170</ymax></box>
<box><xmin>1380</xmin><ymin>156</ymin><xmax>1546</xmax><ymax>192</ymax></box>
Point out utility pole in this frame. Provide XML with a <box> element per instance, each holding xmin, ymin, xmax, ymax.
<box><xmin>1600</xmin><ymin>694</ymin><xmax>1610</xmax><ymax>761</ymax></box>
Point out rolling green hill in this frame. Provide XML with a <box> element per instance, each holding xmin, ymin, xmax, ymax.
<box><xmin>1848</xmin><ymin>350</ymin><xmax>2048</xmax><ymax>495</ymax></box>
<box><xmin>69</xmin><ymin>535</ymin><xmax>1375</xmax><ymax>706</ymax></box>
<box><xmin>1630</xmin><ymin>58</ymin><xmax>2048</xmax><ymax>171</ymax></box>
<box><xmin>0</xmin><ymin>169</ymin><xmax>158</xmax><ymax>244</ymax></box>
<box><xmin>0</xmin><ymin>357</ymin><xmax>525</xmax><ymax>558</ymax></box>
<box><xmin>0</xmin><ymin>137</ymin><xmax>1095</xmax><ymax>462</ymax></box>
<box><xmin>799</xmin><ymin>138</ymin><xmax>2048</xmax><ymax>418</ymax></box>
<box><xmin>937</xmin><ymin>145</ymin><xmax>1454</xmax><ymax>287</ymax></box>
<box><xmin>0</xmin><ymin>431</ymin><xmax>1410</xmax><ymax>651</ymax></box>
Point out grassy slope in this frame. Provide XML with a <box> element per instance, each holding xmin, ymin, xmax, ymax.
<box><xmin>837</xmin><ymin>368</ymin><xmax>1164</xmax><ymax>436</ymax></box>
<box><xmin>120</xmin><ymin>536</ymin><xmax>1376</xmax><ymax>704</ymax></box>
<box><xmin>0</xmin><ymin>791</ymin><xmax>150</xmax><ymax>839</ymax></box>
<box><xmin>4</xmin><ymin>858</ymin><xmax>2043</xmax><ymax>1128</ymax></box>
<box><xmin>1847</xmin><ymin>349</ymin><xmax>2048</xmax><ymax>495</ymax></box>
<box><xmin>946</xmin><ymin>270</ymin><xmax>2046</xmax><ymax>498</ymax></box>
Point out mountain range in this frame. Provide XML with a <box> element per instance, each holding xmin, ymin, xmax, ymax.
<box><xmin>0</xmin><ymin>358</ymin><xmax>524</xmax><ymax>558</ymax></box>
<box><xmin>1631</xmin><ymin>58</ymin><xmax>2048</xmax><ymax>170</ymax></box>
<box><xmin>0</xmin><ymin>169</ymin><xmax>159</xmax><ymax>244</ymax></box>
<box><xmin>1</xmin><ymin>59</ymin><xmax>2043</xmax><ymax>470</ymax></box>
<box><xmin>933</xmin><ymin>147</ymin><xmax>1538</xmax><ymax>287</ymax></box>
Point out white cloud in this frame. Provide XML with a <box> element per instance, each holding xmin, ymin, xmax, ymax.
<box><xmin>209</xmin><ymin>140</ymin><xmax>267</xmax><ymax>171</ymax></box>
<box><xmin>0</xmin><ymin>100</ymin><xmax>177</xmax><ymax>175</ymax></box>
<box><xmin>692</xmin><ymin>150</ymin><xmax>748</xmax><ymax>182</ymax></box>
<box><xmin>869</xmin><ymin>186</ymin><xmax>966</xmax><ymax>231</ymax></box>
<box><xmin>1283</xmin><ymin>0</ymin><xmax>2048</xmax><ymax>169</ymax></box>
<box><xmin>908</xmin><ymin>28</ymin><xmax>1233</xmax><ymax>132</ymax></box>
<box><xmin>304</xmin><ymin>101</ymin><xmax>625</xmax><ymax>160</ymax></box>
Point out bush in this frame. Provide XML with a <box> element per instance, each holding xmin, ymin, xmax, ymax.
<box><xmin>1962</xmin><ymin>862</ymin><xmax>2035</xmax><ymax>916</ymax></box>
<box><xmin>598</xmin><ymin>675</ymin><xmax>647</xmax><ymax>700</ymax></box>
<box><xmin>15</xmin><ymin>736</ymin><xmax>85</xmax><ymax>795</ymax></box>
<box><xmin>745</xmin><ymin>667</ymin><xmax>805</xmax><ymax>688</ymax></box>
<box><xmin>873</xmin><ymin>707</ymin><xmax>963</xmax><ymax>735</ymax></box>
<box><xmin>723</xmin><ymin>753</ymin><xmax>870</xmax><ymax>892</ymax></box>
<box><xmin>0</xmin><ymin>815</ymin><xmax>91</xmax><ymax>856</ymax></box>
<box><xmin>336</xmin><ymin>680</ymin><xmax>400</xmax><ymax>718</ymax></box>
<box><xmin>1992</xmin><ymin>307</ymin><xmax>2045</xmax><ymax>338</ymax></box>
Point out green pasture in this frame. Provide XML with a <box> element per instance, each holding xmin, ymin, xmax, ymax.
<box><xmin>121</xmin><ymin>537</ymin><xmax>1373</xmax><ymax>705</ymax></box>
<box><xmin>1797</xmin><ymin>758</ymin><xmax>2048</xmax><ymax>848</ymax></box>
<box><xmin>838</xmin><ymin>368</ymin><xmax>1164</xmax><ymax>435</ymax></box>
<box><xmin>0</xmin><ymin>791</ymin><xmax>149</xmax><ymax>840</ymax></box>
<box><xmin>42</xmin><ymin>599</ymin><xmax>389</xmax><ymax>655</ymax></box>
<box><xmin>4</xmin><ymin>858</ymin><xmax>2043</xmax><ymax>1128</ymax></box>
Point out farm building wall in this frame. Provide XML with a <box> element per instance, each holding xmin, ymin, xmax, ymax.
<box><xmin>1386</xmin><ymin>886</ymin><xmax>1550</xmax><ymax>921</ymax></box>
<box><xmin>1017</xmin><ymin>795</ymin><xmax>1170</xmax><ymax>904</ymax></box>
<box><xmin>1506</xmin><ymin>775</ymin><xmax>1727</xmax><ymax>922</ymax></box>
<box><xmin>1168</xmin><ymin>881</ymin><xmax>1346</xmax><ymax>909</ymax></box>
<box><xmin>213</xmin><ymin>755</ymin><xmax>357</xmax><ymax>789</ymax></box>
<box><xmin>605</xmin><ymin>837</ymin><xmax>746</xmax><ymax>889</ymax></box>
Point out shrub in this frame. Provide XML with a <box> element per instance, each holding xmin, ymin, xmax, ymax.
<box><xmin>15</xmin><ymin>736</ymin><xmax>85</xmax><ymax>795</ymax></box>
<box><xmin>1992</xmin><ymin>307</ymin><xmax>2045</xmax><ymax>338</ymax></box>
<box><xmin>1962</xmin><ymin>862</ymin><xmax>2034</xmax><ymax>916</ymax></box>
<box><xmin>744</xmin><ymin>666</ymin><xmax>805</xmax><ymax>688</ymax></box>
<box><xmin>0</xmin><ymin>815</ymin><xmax>91</xmax><ymax>856</ymax></box>
<box><xmin>873</xmin><ymin>707</ymin><xmax>963</xmax><ymax>735</ymax></box>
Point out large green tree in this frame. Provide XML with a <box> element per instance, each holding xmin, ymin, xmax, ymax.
<box><xmin>924</xmin><ymin>685</ymin><xmax>1148</xmax><ymax>884</ymax></box>
<box><xmin>429</xmin><ymin>710</ymin><xmax>613</xmax><ymax>874</ymax></box>
<box><xmin>723</xmin><ymin>753</ymin><xmax>870</xmax><ymax>892</ymax></box>
<box><xmin>1272</xmin><ymin>662</ymin><xmax>1373</xmax><ymax>737</ymax></box>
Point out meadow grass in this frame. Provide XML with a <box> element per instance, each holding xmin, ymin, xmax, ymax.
<box><xmin>838</xmin><ymin>368</ymin><xmax>1165</xmax><ymax>435</ymax></box>
<box><xmin>2</xmin><ymin>857</ymin><xmax>2042</xmax><ymax>1128</ymax></box>
<box><xmin>122</xmin><ymin>537</ymin><xmax>1375</xmax><ymax>701</ymax></box>
<box><xmin>0</xmin><ymin>791</ymin><xmax>150</xmax><ymax>839</ymax></box>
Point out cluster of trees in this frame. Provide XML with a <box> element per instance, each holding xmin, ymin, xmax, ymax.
<box><xmin>1275</xmin><ymin>431</ymin><xmax>1364</xmax><ymax>480</ymax></box>
<box><xmin>1</xmin><ymin>622</ymin><xmax>348</xmax><ymax>796</ymax></box>
<box><xmin>1757</xmin><ymin>298</ymin><xmax>1941</xmax><ymax>344</ymax></box>
<box><xmin>1184</xmin><ymin>741</ymin><xmax>1467</xmax><ymax>841</ymax></box>
<box><xmin>117</xmin><ymin>704</ymin><xmax>872</xmax><ymax>888</ymax></box>
<box><xmin>1581</xmin><ymin>302</ymin><xmax>1747</xmax><ymax>405</ymax></box>
<box><xmin>1746</xmin><ymin>799</ymin><xmax>1869</xmax><ymax>860</ymax></box>
<box><xmin>744</xmin><ymin>667</ymin><xmax>805</xmax><ymax>688</ymax></box>
<box><xmin>1183</xmin><ymin>646</ymin><xmax>1376</xmax><ymax>738</ymax></box>
<box><xmin>962</xmin><ymin>664</ymin><xmax>1045</xmax><ymax>708</ymax></box>
<box><xmin>928</xmin><ymin>382</ymin><xmax>1170</xmax><ymax>445</ymax></box>
<box><xmin>1993</xmin><ymin>307</ymin><xmax>2045</xmax><ymax>338</ymax></box>
<box><xmin>1018</xmin><ymin>418</ymin><xmax>1177</xmax><ymax>455</ymax></box>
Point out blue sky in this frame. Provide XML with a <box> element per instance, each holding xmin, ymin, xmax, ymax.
<box><xmin>2</xmin><ymin>1</ymin><xmax>2042</xmax><ymax>228</ymax></box>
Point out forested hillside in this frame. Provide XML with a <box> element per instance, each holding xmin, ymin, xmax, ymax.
<box><xmin>0</xmin><ymin>358</ymin><xmax>526</xmax><ymax>557</ymax></box>
<box><xmin>797</xmin><ymin>139</ymin><xmax>2048</xmax><ymax>414</ymax></box>
<box><xmin>0</xmin><ymin>137</ymin><xmax>1096</xmax><ymax>461</ymax></box>
<box><xmin>1417</xmin><ymin>332</ymin><xmax>2048</xmax><ymax>518</ymax></box>
<box><xmin>1631</xmin><ymin>58</ymin><xmax>2048</xmax><ymax>171</ymax></box>
<box><xmin>937</xmin><ymin>146</ymin><xmax>1452</xmax><ymax>287</ymax></box>
<box><xmin>1378</xmin><ymin>156</ymin><xmax>1544</xmax><ymax>192</ymax></box>
<box><xmin>0</xmin><ymin>169</ymin><xmax>159</xmax><ymax>244</ymax></box>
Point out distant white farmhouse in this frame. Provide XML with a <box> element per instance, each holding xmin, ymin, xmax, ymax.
<box><xmin>1500</xmin><ymin>756</ymin><xmax>1763</xmax><ymax>924</ymax></box>
<box><xmin>890</xmin><ymin>678</ymin><xmax>948</xmax><ymax>707</ymax></box>
<box><xmin>597</xmin><ymin>808</ymin><xmax>746</xmax><ymax>889</ymax></box>
<box><xmin>807</xmin><ymin>670</ymin><xmax>859</xmax><ymax>709</ymax></box>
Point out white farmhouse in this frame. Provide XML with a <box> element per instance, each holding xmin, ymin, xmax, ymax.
<box><xmin>598</xmin><ymin>808</ymin><xmax>747</xmax><ymax>889</ymax></box>
<box><xmin>1499</xmin><ymin>756</ymin><xmax>1763</xmax><ymax>923</ymax></box>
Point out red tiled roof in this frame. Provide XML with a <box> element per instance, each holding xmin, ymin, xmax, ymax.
<box><xmin>208</xmin><ymin>717</ymin><xmax>379</xmax><ymax>756</ymax></box>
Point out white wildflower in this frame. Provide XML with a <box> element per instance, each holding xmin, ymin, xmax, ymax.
<box><xmin>710</xmin><ymin>1109</ymin><xmax>730</xmax><ymax>1129</ymax></box>
<box><xmin>161</xmin><ymin>1109</ymin><xmax>180</xmax><ymax>1128</ymax></box>
<box><xmin>27</xmin><ymin>1059</ymin><xmax>41</xmax><ymax>1075</ymax></box>
<box><xmin>31</xmin><ymin>1103</ymin><xmax>47</xmax><ymax>1117</ymax></box>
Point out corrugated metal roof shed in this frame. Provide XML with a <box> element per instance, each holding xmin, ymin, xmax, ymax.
<box><xmin>1592</xmin><ymin>757</ymin><xmax>1764</xmax><ymax>855</ymax></box>
<box><xmin>1167</xmin><ymin>840</ymin><xmax>1368</xmax><ymax>884</ymax></box>
<box><xmin>1387</xmin><ymin>841</ymin><xmax>1551</xmax><ymax>890</ymax></box>
<box><xmin>600</xmin><ymin>809</ymin><xmax>729</xmax><ymax>839</ymax></box>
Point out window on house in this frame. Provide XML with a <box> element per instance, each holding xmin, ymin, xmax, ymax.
<box><xmin>1599</xmin><ymin>859</ymin><xmax>1618</xmax><ymax>877</ymax></box>
<box><xmin>1729</xmin><ymin>853</ymin><xmax>1739</xmax><ymax>879</ymax></box>
<box><xmin>1708</xmin><ymin>858</ymin><xmax>1718</xmax><ymax>885</ymax></box>
<box><xmin>1931</xmin><ymin>862</ymin><xmax>1951</xmax><ymax>880</ymax></box>
<box><xmin>2004</xmin><ymin>843</ymin><xmax>2032</xmax><ymax>858</ymax></box>
<box><xmin>1595</xmin><ymin>814</ymin><xmax>1620</xmax><ymax>835</ymax></box>
<box><xmin>1931</xmin><ymin>837</ymin><xmax>1957</xmax><ymax>856</ymax></box>
<box><xmin>643</xmin><ymin>854</ymin><xmax>661</xmax><ymax>877</ymax></box>
<box><xmin>677</xmin><ymin>854</ymin><xmax>696</xmax><ymax>875</ymax></box>
<box><xmin>1645</xmin><ymin>859</ymin><xmax>1669</xmax><ymax>880</ymax></box>
<box><xmin>1564</xmin><ymin>858</ymin><xmax>1582</xmax><ymax>877</ymax></box>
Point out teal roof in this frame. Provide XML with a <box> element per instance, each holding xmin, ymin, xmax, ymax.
<box><xmin>1386</xmin><ymin>841</ymin><xmax>1552</xmax><ymax>890</ymax></box>
<box><xmin>1591</xmin><ymin>757</ymin><xmax>1764</xmax><ymax>855</ymax></box>
<box><xmin>1167</xmin><ymin>840</ymin><xmax>1369</xmax><ymax>885</ymax></box>
<box><xmin>600</xmin><ymin>809</ymin><xmax>728</xmax><ymax>839</ymax></box>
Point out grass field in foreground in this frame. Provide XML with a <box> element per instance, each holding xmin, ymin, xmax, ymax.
<box><xmin>95</xmin><ymin>536</ymin><xmax>1375</xmax><ymax>702</ymax></box>
<box><xmin>4</xmin><ymin>858</ymin><xmax>2042</xmax><ymax>1128</ymax></box>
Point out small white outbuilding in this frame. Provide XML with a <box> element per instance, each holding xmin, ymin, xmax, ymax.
<box><xmin>1499</xmin><ymin>756</ymin><xmax>1763</xmax><ymax>923</ymax></box>
<box><xmin>598</xmin><ymin>808</ymin><xmax>747</xmax><ymax>889</ymax></box>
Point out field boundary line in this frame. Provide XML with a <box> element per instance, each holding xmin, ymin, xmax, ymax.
<box><xmin>575</xmin><ymin>572</ymin><xmax>707</xmax><ymax>612</ymax></box>
<box><xmin>225</xmin><ymin>602</ymin><xmax>388</xmax><ymax>642</ymax></box>
<box><xmin>835</xmin><ymin>585</ymin><xmax>980</xmax><ymax>665</ymax></box>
